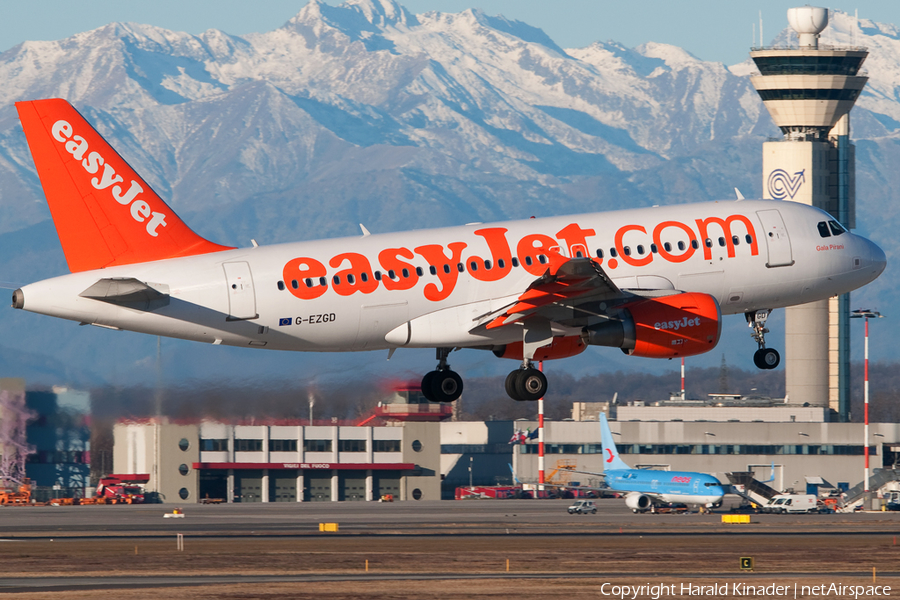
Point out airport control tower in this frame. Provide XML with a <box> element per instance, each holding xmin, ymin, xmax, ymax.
<box><xmin>749</xmin><ymin>7</ymin><xmax>867</xmax><ymax>420</ymax></box>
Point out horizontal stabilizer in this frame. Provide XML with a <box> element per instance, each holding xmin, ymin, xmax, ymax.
<box><xmin>80</xmin><ymin>277</ymin><xmax>169</xmax><ymax>309</ymax></box>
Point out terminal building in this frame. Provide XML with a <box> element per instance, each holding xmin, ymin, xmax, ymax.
<box><xmin>114</xmin><ymin>419</ymin><xmax>439</xmax><ymax>503</ymax></box>
<box><xmin>112</xmin><ymin>395</ymin><xmax>900</xmax><ymax>503</ymax></box>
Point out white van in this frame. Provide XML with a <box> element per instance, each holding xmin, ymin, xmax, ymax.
<box><xmin>764</xmin><ymin>494</ymin><xmax>818</xmax><ymax>514</ymax></box>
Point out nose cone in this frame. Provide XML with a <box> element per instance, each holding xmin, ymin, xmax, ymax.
<box><xmin>869</xmin><ymin>238</ymin><xmax>887</xmax><ymax>278</ymax></box>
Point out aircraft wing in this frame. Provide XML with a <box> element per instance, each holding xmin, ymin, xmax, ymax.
<box><xmin>557</xmin><ymin>466</ymin><xmax>608</xmax><ymax>480</ymax></box>
<box><xmin>479</xmin><ymin>252</ymin><xmax>670</xmax><ymax>331</ymax></box>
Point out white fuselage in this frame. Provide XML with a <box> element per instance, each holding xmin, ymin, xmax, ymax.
<box><xmin>16</xmin><ymin>199</ymin><xmax>885</xmax><ymax>353</ymax></box>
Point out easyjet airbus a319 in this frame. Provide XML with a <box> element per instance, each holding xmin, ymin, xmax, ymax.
<box><xmin>11</xmin><ymin>99</ymin><xmax>886</xmax><ymax>401</ymax></box>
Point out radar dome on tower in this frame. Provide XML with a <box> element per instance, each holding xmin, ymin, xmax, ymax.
<box><xmin>787</xmin><ymin>6</ymin><xmax>828</xmax><ymax>48</ymax></box>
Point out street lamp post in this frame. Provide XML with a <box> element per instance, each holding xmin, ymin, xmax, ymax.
<box><xmin>850</xmin><ymin>309</ymin><xmax>883</xmax><ymax>494</ymax></box>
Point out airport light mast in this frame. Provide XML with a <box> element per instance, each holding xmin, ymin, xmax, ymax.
<box><xmin>749</xmin><ymin>6</ymin><xmax>867</xmax><ymax>420</ymax></box>
<box><xmin>851</xmin><ymin>309</ymin><xmax>882</xmax><ymax>493</ymax></box>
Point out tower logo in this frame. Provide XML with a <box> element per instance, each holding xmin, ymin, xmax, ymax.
<box><xmin>767</xmin><ymin>169</ymin><xmax>806</xmax><ymax>200</ymax></box>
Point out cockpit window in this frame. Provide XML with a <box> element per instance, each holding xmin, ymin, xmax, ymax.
<box><xmin>817</xmin><ymin>221</ymin><xmax>831</xmax><ymax>238</ymax></box>
<box><xmin>829</xmin><ymin>220</ymin><xmax>846</xmax><ymax>236</ymax></box>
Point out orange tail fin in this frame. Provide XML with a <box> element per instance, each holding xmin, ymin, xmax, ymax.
<box><xmin>16</xmin><ymin>99</ymin><xmax>233</xmax><ymax>272</ymax></box>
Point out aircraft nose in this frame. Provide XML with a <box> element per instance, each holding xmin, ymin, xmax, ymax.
<box><xmin>869</xmin><ymin>239</ymin><xmax>887</xmax><ymax>277</ymax></box>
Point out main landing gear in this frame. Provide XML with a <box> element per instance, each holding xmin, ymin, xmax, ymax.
<box><xmin>505</xmin><ymin>364</ymin><xmax>548</xmax><ymax>401</ymax></box>
<box><xmin>421</xmin><ymin>347</ymin><xmax>464</xmax><ymax>402</ymax></box>
<box><xmin>746</xmin><ymin>309</ymin><xmax>780</xmax><ymax>370</ymax></box>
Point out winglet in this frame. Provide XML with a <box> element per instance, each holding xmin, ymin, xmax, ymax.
<box><xmin>734</xmin><ymin>187</ymin><xmax>745</xmax><ymax>200</ymax></box>
<box><xmin>16</xmin><ymin>99</ymin><xmax>233</xmax><ymax>272</ymax></box>
<box><xmin>599</xmin><ymin>412</ymin><xmax>630</xmax><ymax>471</ymax></box>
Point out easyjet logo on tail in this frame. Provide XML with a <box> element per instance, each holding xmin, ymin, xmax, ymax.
<box><xmin>50</xmin><ymin>120</ymin><xmax>168</xmax><ymax>237</ymax></box>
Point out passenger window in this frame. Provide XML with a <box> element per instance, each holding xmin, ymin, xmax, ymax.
<box><xmin>443</xmin><ymin>264</ymin><xmax>451</xmax><ymax>274</ymax></box>
<box><xmin>623</xmin><ymin>246</ymin><xmax>631</xmax><ymax>256</ymax></box>
<box><xmin>416</xmin><ymin>267</ymin><xmax>423</xmax><ymax>276</ymax></box>
<box><xmin>291</xmin><ymin>280</ymin><xmax>299</xmax><ymax>289</ymax></box>
<box><xmin>705</xmin><ymin>238</ymin><xmax>713</xmax><ymax>248</ymax></box>
<box><xmin>457</xmin><ymin>263</ymin><xmax>464</xmax><ymax>272</ymax></box>
<box><xmin>636</xmin><ymin>245</ymin><xmax>644</xmax><ymax>255</ymax></box>
<box><xmin>484</xmin><ymin>260</ymin><xmax>492</xmax><ymax>270</ymax></box>
<box><xmin>347</xmin><ymin>274</ymin><xmax>355</xmax><ymax>284</ymax></box>
<box><xmin>497</xmin><ymin>259</ymin><xmax>505</xmax><ymax>268</ymax></box>
<box><xmin>361</xmin><ymin>272</ymin><xmax>369</xmax><ymax>282</ymax></box>
<box><xmin>664</xmin><ymin>242</ymin><xmax>671</xmax><ymax>252</ymax></box>
<box><xmin>319</xmin><ymin>277</ymin><xmax>327</xmax><ymax>286</ymax></box>
<box><xmin>470</xmin><ymin>261</ymin><xmax>478</xmax><ymax>271</ymax></box>
<box><xmin>718</xmin><ymin>237</ymin><xmax>726</xmax><ymax>247</ymax></box>
<box><xmin>745</xmin><ymin>234</ymin><xmax>753</xmax><ymax>244</ymax></box>
<box><xmin>402</xmin><ymin>268</ymin><xmax>409</xmax><ymax>278</ymax></box>
<box><xmin>610</xmin><ymin>248</ymin><xmax>618</xmax><ymax>258</ymax></box>
<box><xmin>374</xmin><ymin>271</ymin><xmax>382</xmax><ymax>281</ymax></box>
<box><xmin>650</xmin><ymin>244</ymin><xmax>658</xmax><ymax>253</ymax></box>
<box><xmin>429</xmin><ymin>266</ymin><xmax>437</xmax><ymax>275</ymax></box>
<box><xmin>511</xmin><ymin>257</ymin><xmax>519</xmax><ymax>267</ymax></box>
<box><xmin>732</xmin><ymin>235</ymin><xmax>740</xmax><ymax>246</ymax></box>
<box><xmin>677</xmin><ymin>241</ymin><xmax>685</xmax><ymax>251</ymax></box>
<box><xmin>333</xmin><ymin>275</ymin><xmax>341</xmax><ymax>285</ymax></box>
<box><xmin>538</xmin><ymin>255</ymin><xmax>547</xmax><ymax>264</ymax></box>
<box><xmin>817</xmin><ymin>221</ymin><xmax>831</xmax><ymax>238</ymax></box>
<box><xmin>305</xmin><ymin>278</ymin><xmax>313</xmax><ymax>288</ymax></box>
<box><xmin>596</xmin><ymin>249</ymin><xmax>604</xmax><ymax>259</ymax></box>
<box><xmin>691</xmin><ymin>240</ymin><xmax>699</xmax><ymax>249</ymax></box>
<box><xmin>277</xmin><ymin>281</ymin><xmax>285</xmax><ymax>291</ymax></box>
<box><xmin>525</xmin><ymin>256</ymin><xmax>533</xmax><ymax>266</ymax></box>
<box><xmin>388</xmin><ymin>270</ymin><xmax>396</xmax><ymax>279</ymax></box>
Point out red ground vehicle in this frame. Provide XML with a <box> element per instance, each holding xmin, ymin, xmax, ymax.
<box><xmin>96</xmin><ymin>474</ymin><xmax>149</xmax><ymax>504</ymax></box>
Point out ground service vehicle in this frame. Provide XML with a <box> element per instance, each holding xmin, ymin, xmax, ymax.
<box><xmin>568</xmin><ymin>500</ymin><xmax>598</xmax><ymax>514</ymax></box>
<box><xmin>764</xmin><ymin>493</ymin><xmax>818</xmax><ymax>513</ymax></box>
<box><xmin>96</xmin><ymin>475</ymin><xmax>148</xmax><ymax>504</ymax></box>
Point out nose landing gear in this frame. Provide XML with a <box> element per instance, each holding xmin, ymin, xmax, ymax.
<box><xmin>746</xmin><ymin>309</ymin><xmax>780</xmax><ymax>370</ymax></box>
<box><xmin>421</xmin><ymin>347</ymin><xmax>463</xmax><ymax>402</ymax></box>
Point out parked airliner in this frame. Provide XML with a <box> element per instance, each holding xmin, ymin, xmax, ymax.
<box><xmin>595</xmin><ymin>413</ymin><xmax>726</xmax><ymax>512</ymax></box>
<box><xmin>10</xmin><ymin>99</ymin><xmax>886</xmax><ymax>401</ymax></box>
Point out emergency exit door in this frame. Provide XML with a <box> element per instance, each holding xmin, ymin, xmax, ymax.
<box><xmin>223</xmin><ymin>261</ymin><xmax>258</xmax><ymax>320</ymax></box>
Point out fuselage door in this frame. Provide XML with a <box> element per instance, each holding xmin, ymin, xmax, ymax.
<box><xmin>223</xmin><ymin>261</ymin><xmax>258</xmax><ymax>321</ymax></box>
<box><xmin>756</xmin><ymin>209</ymin><xmax>794</xmax><ymax>267</ymax></box>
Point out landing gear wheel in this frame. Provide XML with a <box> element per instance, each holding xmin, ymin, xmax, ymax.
<box><xmin>421</xmin><ymin>371</ymin><xmax>437</xmax><ymax>402</ymax></box>
<box><xmin>514</xmin><ymin>368</ymin><xmax>547</xmax><ymax>402</ymax></box>
<box><xmin>753</xmin><ymin>348</ymin><xmax>780</xmax><ymax>370</ymax></box>
<box><xmin>431</xmin><ymin>370</ymin><xmax>463</xmax><ymax>402</ymax></box>
<box><xmin>505</xmin><ymin>371</ymin><xmax>523</xmax><ymax>401</ymax></box>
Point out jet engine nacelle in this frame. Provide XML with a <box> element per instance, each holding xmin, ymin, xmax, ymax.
<box><xmin>582</xmin><ymin>292</ymin><xmax>721</xmax><ymax>359</ymax></box>
<box><xmin>492</xmin><ymin>335</ymin><xmax>587</xmax><ymax>361</ymax></box>
<box><xmin>624</xmin><ymin>492</ymin><xmax>653</xmax><ymax>512</ymax></box>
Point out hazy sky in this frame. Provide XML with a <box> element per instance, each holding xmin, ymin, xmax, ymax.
<box><xmin>2</xmin><ymin>1</ymin><xmax>899</xmax><ymax>66</ymax></box>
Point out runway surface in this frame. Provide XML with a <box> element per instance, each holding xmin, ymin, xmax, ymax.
<box><xmin>0</xmin><ymin>499</ymin><xmax>897</xmax><ymax>597</ymax></box>
<box><xmin>0</xmin><ymin>498</ymin><xmax>892</xmax><ymax>537</ymax></box>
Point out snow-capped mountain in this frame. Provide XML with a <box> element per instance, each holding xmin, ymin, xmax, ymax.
<box><xmin>0</xmin><ymin>0</ymin><xmax>896</xmax><ymax>386</ymax></box>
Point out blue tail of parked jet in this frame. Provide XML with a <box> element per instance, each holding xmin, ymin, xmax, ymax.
<box><xmin>599</xmin><ymin>412</ymin><xmax>630</xmax><ymax>471</ymax></box>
